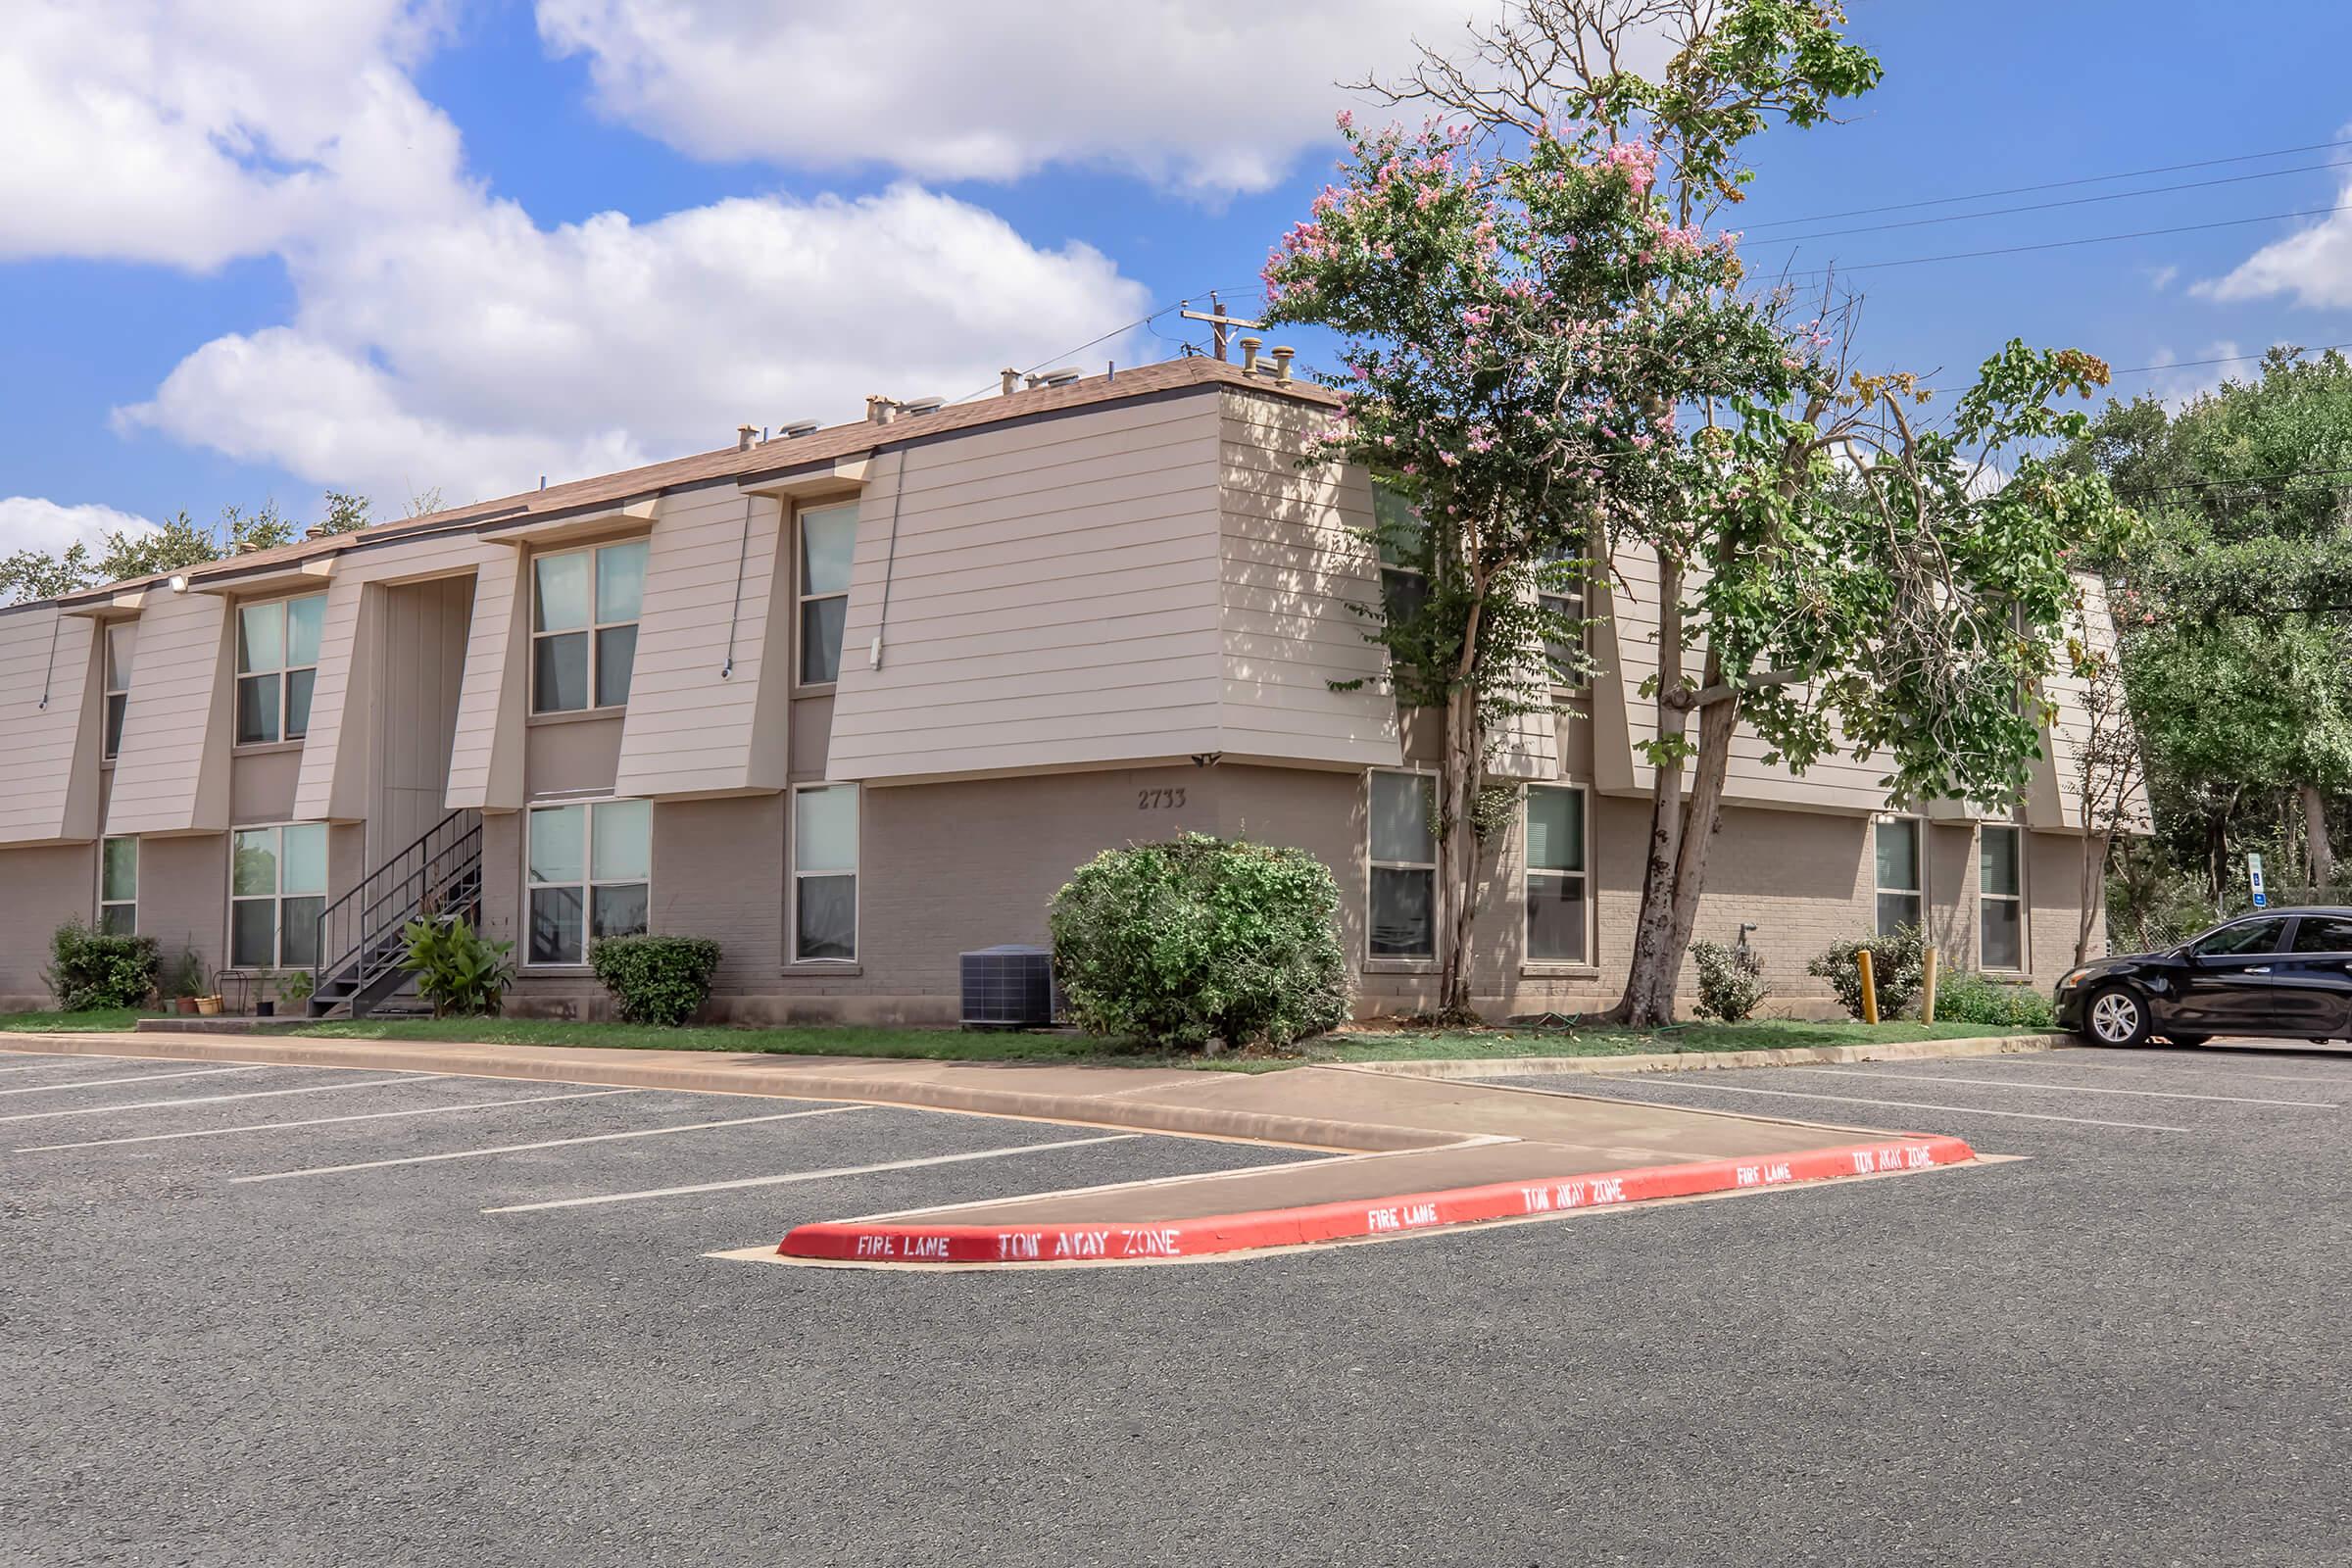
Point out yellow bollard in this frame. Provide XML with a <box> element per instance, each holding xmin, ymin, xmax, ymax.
<box><xmin>1857</xmin><ymin>948</ymin><xmax>1880</xmax><ymax>1025</ymax></box>
<box><xmin>1922</xmin><ymin>947</ymin><xmax>1939</xmax><ymax>1024</ymax></box>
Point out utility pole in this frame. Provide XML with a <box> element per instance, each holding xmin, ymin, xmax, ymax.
<box><xmin>1178</xmin><ymin>293</ymin><xmax>1264</xmax><ymax>362</ymax></box>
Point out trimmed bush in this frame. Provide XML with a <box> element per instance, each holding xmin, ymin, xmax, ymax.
<box><xmin>45</xmin><ymin>919</ymin><xmax>161</xmax><ymax>1011</ymax></box>
<box><xmin>1934</xmin><ymin>969</ymin><xmax>2056</xmax><ymax>1029</ymax></box>
<box><xmin>400</xmin><ymin>915</ymin><xmax>514</xmax><ymax>1017</ymax></box>
<box><xmin>590</xmin><ymin>935</ymin><xmax>722</xmax><ymax>1025</ymax></box>
<box><xmin>1050</xmin><ymin>833</ymin><xmax>1350</xmax><ymax>1051</ymax></box>
<box><xmin>1806</xmin><ymin>925</ymin><xmax>1928</xmax><ymax>1021</ymax></box>
<box><xmin>1689</xmin><ymin>939</ymin><xmax>1769</xmax><ymax>1022</ymax></box>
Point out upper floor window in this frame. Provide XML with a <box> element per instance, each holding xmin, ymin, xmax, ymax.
<box><xmin>230</xmin><ymin>822</ymin><xmax>326</xmax><ymax>967</ymax></box>
<box><xmin>1979</xmin><ymin>824</ymin><xmax>2025</xmax><ymax>970</ymax></box>
<box><xmin>525</xmin><ymin>798</ymin><xmax>651</xmax><ymax>964</ymax></box>
<box><xmin>1539</xmin><ymin>542</ymin><xmax>1589</xmax><ymax>691</ymax></box>
<box><xmin>533</xmin><ymin>540</ymin><xmax>647</xmax><ymax>713</ymax></box>
<box><xmin>1373</xmin><ymin>484</ymin><xmax>1428</xmax><ymax>628</ymax></box>
<box><xmin>798</xmin><ymin>503</ymin><xmax>857</xmax><ymax>685</ymax></box>
<box><xmin>1526</xmin><ymin>785</ymin><xmax>1589</xmax><ymax>963</ymax></box>
<box><xmin>1874</xmin><ymin>816</ymin><xmax>1923</xmax><ymax>937</ymax></box>
<box><xmin>1369</xmin><ymin>770</ymin><xmax>1437</xmax><ymax>959</ymax></box>
<box><xmin>99</xmin><ymin>836</ymin><xmax>137</xmax><ymax>935</ymax></box>
<box><xmin>103</xmin><ymin>622</ymin><xmax>134</xmax><ymax>760</ymax></box>
<box><xmin>236</xmin><ymin>594</ymin><xmax>324</xmax><ymax>744</ymax></box>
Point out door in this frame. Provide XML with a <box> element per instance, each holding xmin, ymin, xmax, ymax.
<box><xmin>2171</xmin><ymin>915</ymin><xmax>2290</xmax><ymax>1033</ymax></box>
<box><xmin>2268</xmin><ymin>913</ymin><xmax>2352</xmax><ymax>1039</ymax></box>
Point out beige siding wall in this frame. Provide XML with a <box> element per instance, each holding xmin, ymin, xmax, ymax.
<box><xmin>107</xmin><ymin>591</ymin><xmax>234</xmax><ymax>837</ymax></box>
<box><xmin>825</xmin><ymin>397</ymin><xmax>1230</xmax><ymax>781</ymax></box>
<box><xmin>139</xmin><ymin>833</ymin><xmax>229</xmax><ymax>984</ymax></box>
<box><xmin>228</xmin><ymin>749</ymin><xmax>302</xmax><ymax>826</ymax></box>
<box><xmin>1215</xmin><ymin>393</ymin><xmax>1402</xmax><ymax>770</ymax></box>
<box><xmin>525</xmin><ymin>715</ymin><xmax>623</xmax><ymax>797</ymax></box>
<box><xmin>366</xmin><ymin>574</ymin><xmax>475</xmax><ymax>860</ymax></box>
<box><xmin>445</xmin><ymin>548</ymin><xmax>529</xmax><ymax>810</ymax></box>
<box><xmin>614</xmin><ymin>491</ymin><xmax>792</xmax><ymax>799</ymax></box>
<box><xmin>2031</xmin><ymin>572</ymin><xmax>2143</xmax><ymax>834</ymax></box>
<box><xmin>0</xmin><ymin>607</ymin><xmax>101</xmax><ymax>846</ymax></box>
<box><xmin>0</xmin><ymin>843</ymin><xmax>94</xmax><ymax>1004</ymax></box>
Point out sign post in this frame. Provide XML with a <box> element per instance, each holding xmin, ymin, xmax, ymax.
<box><xmin>2249</xmin><ymin>853</ymin><xmax>2268</xmax><ymax>909</ymax></box>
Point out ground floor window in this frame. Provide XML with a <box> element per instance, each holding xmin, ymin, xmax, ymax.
<box><xmin>1980</xmin><ymin>823</ymin><xmax>2025</xmax><ymax>970</ymax></box>
<box><xmin>1526</xmin><ymin>785</ymin><xmax>1588</xmax><ymax>962</ymax></box>
<box><xmin>1875</xmin><ymin>816</ymin><xmax>1923</xmax><ymax>936</ymax></box>
<box><xmin>231</xmin><ymin>823</ymin><xmax>326</xmax><ymax>967</ymax></box>
<box><xmin>1369</xmin><ymin>770</ymin><xmax>1436</xmax><ymax>958</ymax></box>
<box><xmin>527</xmin><ymin>799</ymin><xmax>651</xmax><ymax>965</ymax></box>
<box><xmin>99</xmin><ymin>836</ymin><xmax>137</xmax><ymax>935</ymax></box>
<box><xmin>792</xmin><ymin>784</ymin><xmax>858</xmax><ymax>961</ymax></box>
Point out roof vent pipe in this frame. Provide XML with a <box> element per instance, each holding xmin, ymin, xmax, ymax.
<box><xmin>1001</xmin><ymin>368</ymin><xmax>1020</xmax><ymax>396</ymax></box>
<box><xmin>1239</xmin><ymin>336</ymin><xmax>1262</xmax><ymax>374</ymax></box>
<box><xmin>737</xmin><ymin>423</ymin><xmax>757</xmax><ymax>452</ymax></box>
<box><xmin>1269</xmin><ymin>346</ymin><xmax>1295</xmax><ymax>384</ymax></box>
<box><xmin>866</xmin><ymin>395</ymin><xmax>895</xmax><ymax>425</ymax></box>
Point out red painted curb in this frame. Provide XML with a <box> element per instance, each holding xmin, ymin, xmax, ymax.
<box><xmin>777</xmin><ymin>1134</ymin><xmax>1977</xmax><ymax>1265</ymax></box>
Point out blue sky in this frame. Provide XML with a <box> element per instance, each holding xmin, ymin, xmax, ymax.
<box><xmin>7</xmin><ymin>1</ymin><xmax>2352</xmax><ymax>557</ymax></box>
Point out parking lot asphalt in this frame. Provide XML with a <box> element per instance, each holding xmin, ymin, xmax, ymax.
<box><xmin>3</xmin><ymin>1041</ymin><xmax>2347</xmax><ymax>1566</ymax></box>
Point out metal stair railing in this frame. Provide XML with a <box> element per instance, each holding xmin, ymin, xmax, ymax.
<box><xmin>311</xmin><ymin>809</ymin><xmax>484</xmax><ymax>1014</ymax></box>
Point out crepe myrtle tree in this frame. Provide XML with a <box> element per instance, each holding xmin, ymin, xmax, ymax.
<box><xmin>1271</xmin><ymin>0</ymin><xmax>2135</xmax><ymax>1022</ymax></box>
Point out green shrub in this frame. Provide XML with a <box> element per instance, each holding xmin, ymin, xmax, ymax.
<box><xmin>399</xmin><ymin>915</ymin><xmax>514</xmax><ymax>1017</ymax></box>
<box><xmin>1806</xmin><ymin>925</ymin><xmax>1927</xmax><ymax>1021</ymax></box>
<box><xmin>159</xmin><ymin>947</ymin><xmax>207</xmax><ymax>1000</ymax></box>
<box><xmin>276</xmin><ymin>968</ymin><xmax>315</xmax><ymax>1005</ymax></box>
<box><xmin>44</xmin><ymin>919</ymin><xmax>161</xmax><ymax>1011</ymax></box>
<box><xmin>590</xmin><ymin>935</ymin><xmax>722</xmax><ymax>1025</ymax></box>
<box><xmin>1050</xmin><ymin>833</ymin><xmax>1349</xmax><ymax>1051</ymax></box>
<box><xmin>1689</xmin><ymin>939</ymin><xmax>1769</xmax><ymax>1022</ymax></box>
<box><xmin>1934</xmin><ymin>969</ymin><xmax>2056</xmax><ymax>1029</ymax></box>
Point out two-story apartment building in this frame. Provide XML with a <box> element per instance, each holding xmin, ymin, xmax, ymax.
<box><xmin>0</xmin><ymin>355</ymin><xmax>2121</xmax><ymax>1020</ymax></box>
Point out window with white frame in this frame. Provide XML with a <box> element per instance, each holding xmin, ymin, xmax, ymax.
<box><xmin>797</xmin><ymin>503</ymin><xmax>858</xmax><ymax>685</ymax></box>
<box><xmin>1980</xmin><ymin>823</ymin><xmax>2025</xmax><ymax>970</ymax></box>
<box><xmin>1526</xmin><ymin>785</ymin><xmax>1589</xmax><ymax>962</ymax></box>
<box><xmin>1538</xmin><ymin>541</ymin><xmax>1590</xmax><ymax>690</ymax></box>
<box><xmin>235</xmin><ymin>594</ymin><xmax>324</xmax><ymax>744</ymax></box>
<box><xmin>1369</xmin><ymin>770</ymin><xmax>1437</xmax><ymax>958</ymax></box>
<box><xmin>103</xmin><ymin>622</ymin><xmax>134</xmax><ymax>760</ymax></box>
<box><xmin>525</xmin><ymin>799</ymin><xmax>651</xmax><ymax>965</ymax></box>
<box><xmin>793</xmin><ymin>784</ymin><xmax>858</xmax><ymax>960</ymax></box>
<box><xmin>1874</xmin><ymin>816</ymin><xmax>1924</xmax><ymax>936</ymax></box>
<box><xmin>99</xmin><ymin>836</ymin><xmax>137</xmax><ymax>935</ymax></box>
<box><xmin>532</xmin><ymin>539</ymin><xmax>647</xmax><ymax>713</ymax></box>
<box><xmin>230</xmin><ymin>823</ymin><xmax>326</xmax><ymax>967</ymax></box>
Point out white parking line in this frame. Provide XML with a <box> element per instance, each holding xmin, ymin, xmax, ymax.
<box><xmin>0</xmin><ymin>1065</ymin><xmax>270</xmax><ymax>1098</ymax></box>
<box><xmin>232</xmin><ymin>1104</ymin><xmax>867</xmax><ymax>1182</ymax></box>
<box><xmin>0</xmin><ymin>1075</ymin><xmax>443</xmax><ymax>1124</ymax></box>
<box><xmin>0</xmin><ymin>1056</ymin><xmax>157</xmax><ymax>1075</ymax></box>
<box><xmin>19</xmin><ymin>1088</ymin><xmax>645</xmax><ymax>1152</ymax></box>
<box><xmin>1589</xmin><ymin>1077</ymin><xmax>2190</xmax><ymax>1132</ymax></box>
<box><xmin>482</xmin><ymin>1133</ymin><xmax>1144</xmax><ymax>1214</ymax></box>
<box><xmin>1784</xmin><ymin>1066</ymin><xmax>2337</xmax><ymax>1108</ymax></box>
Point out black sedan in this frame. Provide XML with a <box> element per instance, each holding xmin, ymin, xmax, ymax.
<box><xmin>2055</xmin><ymin>907</ymin><xmax>2352</xmax><ymax>1047</ymax></box>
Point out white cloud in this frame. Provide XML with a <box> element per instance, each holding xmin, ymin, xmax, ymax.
<box><xmin>118</xmin><ymin>186</ymin><xmax>1151</xmax><ymax>502</ymax></box>
<box><xmin>2147</xmin><ymin>264</ymin><xmax>2179</xmax><ymax>292</ymax></box>
<box><xmin>2192</xmin><ymin>175</ymin><xmax>2352</xmax><ymax>308</ymax></box>
<box><xmin>0</xmin><ymin>497</ymin><xmax>157</xmax><ymax>556</ymax></box>
<box><xmin>535</xmin><ymin>0</ymin><xmax>1484</xmax><ymax>197</ymax></box>
<box><xmin>2141</xmin><ymin>342</ymin><xmax>2243</xmax><ymax>412</ymax></box>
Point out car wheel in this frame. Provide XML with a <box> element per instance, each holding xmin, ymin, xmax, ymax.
<box><xmin>2161</xmin><ymin>1032</ymin><xmax>2211</xmax><ymax>1048</ymax></box>
<box><xmin>2082</xmin><ymin>986</ymin><xmax>2151</xmax><ymax>1048</ymax></box>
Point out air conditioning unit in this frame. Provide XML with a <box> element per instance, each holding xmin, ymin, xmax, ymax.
<box><xmin>960</xmin><ymin>944</ymin><xmax>1057</xmax><ymax>1029</ymax></box>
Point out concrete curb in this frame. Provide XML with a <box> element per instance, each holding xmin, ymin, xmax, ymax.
<box><xmin>778</xmin><ymin>1133</ymin><xmax>1980</xmax><ymax>1264</ymax></box>
<box><xmin>1338</xmin><ymin>1033</ymin><xmax>2072</xmax><ymax>1080</ymax></box>
<box><xmin>0</xmin><ymin>1034</ymin><xmax>1440</xmax><ymax>1153</ymax></box>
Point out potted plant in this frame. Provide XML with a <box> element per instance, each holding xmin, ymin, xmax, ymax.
<box><xmin>162</xmin><ymin>949</ymin><xmax>204</xmax><ymax>1015</ymax></box>
<box><xmin>195</xmin><ymin>993</ymin><xmax>222</xmax><ymax>1016</ymax></box>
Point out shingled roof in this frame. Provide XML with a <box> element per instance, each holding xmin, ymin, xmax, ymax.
<box><xmin>46</xmin><ymin>356</ymin><xmax>1339</xmax><ymax>609</ymax></box>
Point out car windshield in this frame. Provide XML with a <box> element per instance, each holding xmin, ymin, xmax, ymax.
<box><xmin>2188</xmin><ymin>917</ymin><xmax>2286</xmax><ymax>957</ymax></box>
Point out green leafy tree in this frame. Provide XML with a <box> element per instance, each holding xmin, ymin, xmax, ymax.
<box><xmin>1273</xmin><ymin>0</ymin><xmax>2132</xmax><ymax>1021</ymax></box>
<box><xmin>0</xmin><ymin>500</ymin><xmax>305</xmax><ymax>607</ymax></box>
<box><xmin>318</xmin><ymin>491</ymin><xmax>373</xmax><ymax>535</ymax></box>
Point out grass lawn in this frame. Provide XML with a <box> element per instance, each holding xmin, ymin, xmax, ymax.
<box><xmin>0</xmin><ymin>1010</ymin><xmax>2046</xmax><ymax>1067</ymax></box>
<box><xmin>0</xmin><ymin>1008</ymin><xmax>158</xmax><ymax>1033</ymax></box>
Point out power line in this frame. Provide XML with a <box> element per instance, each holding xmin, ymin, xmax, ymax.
<box><xmin>1744</xmin><ymin>157</ymin><xmax>2352</xmax><ymax>248</ymax></box>
<box><xmin>1782</xmin><ymin>201</ymin><xmax>2352</xmax><ymax>278</ymax></box>
<box><xmin>948</xmin><ymin>285</ymin><xmax>1265</xmax><ymax>405</ymax></box>
<box><xmin>1740</xmin><ymin>135</ymin><xmax>2352</xmax><ymax>230</ymax></box>
<box><xmin>1914</xmin><ymin>340</ymin><xmax>2352</xmax><ymax>396</ymax></box>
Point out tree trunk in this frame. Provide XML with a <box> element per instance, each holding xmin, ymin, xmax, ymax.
<box><xmin>2301</xmin><ymin>783</ymin><xmax>2332</xmax><ymax>890</ymax></box>
<box><xmin>2076</xmin><ymin>825</ymin><xmax>2112</xmax><ymax>967</ymax></box>
<box><xmin>1609</xmin><ymin>560</ymin><xmax>1687</xmax><ymax>1025</ymax></box>
<box><xmin>1655</xmin><ymin>691</ymin><xmax>1740</xmax><ymax>1010</ymax></box>
<box><xmin>1435</xmin><ymin>684</ymin><xmax>1483</xmax><ymax>1020</ymax></box>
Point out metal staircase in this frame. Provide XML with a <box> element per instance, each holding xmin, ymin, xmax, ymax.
<box><xmin>307</xmin><ymin>809</ymin><xmax>483</xmax><ymax>1020</ymax></box>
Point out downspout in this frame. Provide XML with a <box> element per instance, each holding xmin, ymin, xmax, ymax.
<box><xmin>719</xmin><ymin>495</ymin><xmax>755</xmax><ymax>678</ymax></box>
<box><xmin>869</xmin><ymin>446</ymin><xmax>914</xmax><ymax>671</ymax></box>
<box><xmin>35</xmin><ymin>612</ymin><xmax>61</xmax><ymax>709</ymax></box>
